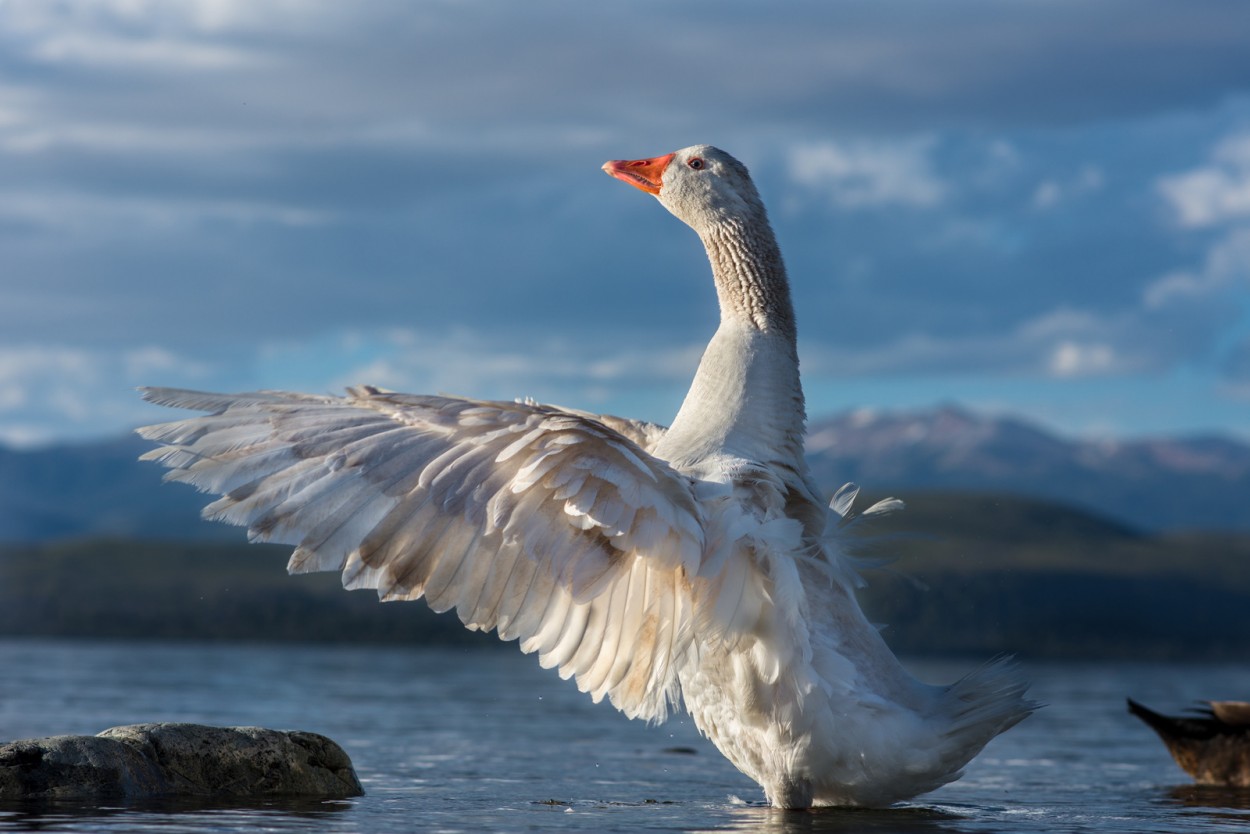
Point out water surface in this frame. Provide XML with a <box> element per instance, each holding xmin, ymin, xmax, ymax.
<box><xmin>1</xmin><ymin>639</ymin><xmax>1248</xmax><ymax>832</ymax></box>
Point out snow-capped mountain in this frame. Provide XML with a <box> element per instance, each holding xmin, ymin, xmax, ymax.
<box><xmin>806</xmin><ymin>405</ymin><xmax>1250</xmax><ymax>531</ymax></box>
<box><xmin>2</xmin><ymin>405</ymin><xmax>1248</xmax><ymax>542</ymax></box>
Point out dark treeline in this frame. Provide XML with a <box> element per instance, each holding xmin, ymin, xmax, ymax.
<box><xmin>0</xmin><ymin>539</ymin><xmax>480</xmax><ymax>647</ymax></box>
<box><xmin>853</xmin><ymin>491</ymin><xmax>1250</xmax><ymax>659</ymax></box>
<box><xmin>2</xmin><ymin>491</ymin><xmax>1247</xmax><ymax>660</ymax></box>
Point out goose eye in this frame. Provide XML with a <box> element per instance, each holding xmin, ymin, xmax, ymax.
<box><xmin>687</xmin><ymin>158</ymin><xmax>705</xmax><ymax>170</ymax></box>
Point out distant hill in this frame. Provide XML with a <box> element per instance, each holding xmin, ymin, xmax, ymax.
<box><xmin>1</xmin><ymin>405</ymin><xmax>1248</xmax><ymax>542</ymax></box>
<box><xmin>849</xmin><ymin>490</ymin><xmax>1250</xmax><ymax>658</ymax></box>
<box><xmin>0</xmin><ymin>538</ymin><xmax>476</xmax><ymax>646</ymax></box>
<box><xmin>0</xmin><ymin>435</ymin><xmax>225</xmax><ymax>542</ymax></box>
<box><xmin>3</xmin><ymin>492</ymin><xmax>1247</xmax><ymax>660</ymax></box>
<box><xmin>806</xmin><ymin>406</ymin><xmax>1250</xmax><ymax>532</ymax></box>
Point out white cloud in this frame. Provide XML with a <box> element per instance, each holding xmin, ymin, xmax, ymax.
<box><xmin>786</xmin><ymin>138</ymin><xmax>946</xmax><ymax>209</ymax></box>
<box><xmin>1143</xmin><ymin>220</ymin><xmax>1250</xmax><ymax>309</ymax></box>
<box><xmin>1009</xmin><ymin>300</ymin><xmax>1215</xmax><ymax>379</ymax></box>
<box><xmin>1016</xmin><ymin>307</ymin><xmax>1107</xmax><ymax>340</ymax></box>
<box><xmin>1046</xmin><ymin>341</ymin><xmax>1118</xmax><ymax>377</ymax></box>
<box><xmin>1</xmin><ymin>1</ymin><xmax>1249</xmax><ymax>445</ymax></box>
<box><xmin>802</xmin><ymin>305</ymin><xmax>1155</xmax><ymax>381</ymax></box>
<box><xmin>0</xmin><ymin>346</ymin><xmax>94</xmax><ymax>393</ymax></box>
<box><xmin>0</xmin><ymin>344</ymin><xmax>215</xmax><ymax>447</ymax></box>
<box><xmin>1031</xmin><ymin>165</ymin><xmax>1104</xmax><ymax>210</ymax></box>
<box><xmin>213</xmin><ymin>325</ymin><xmax>705</xmax><ymax>427</ymax></box>
<box><xmin>309</xmin><ymin>327</ymin><xmax>704</xmax><ymax>406</ymax></box>
<box><xmin>1032</xmin><ymin>180</ymin><xmax>1062</xmax><ymax>210</ymax></box>
<box><xmin>0</xmin><ymin>191</ymin><xmax>335</xmax><ymax>234</ymax></box>
<box><xmin>1147</xmin><ymin>134</ymin><xmax>1250</xmax><ymax>395</ymax></box>
<box><xmin>1158</xmin><ymin>131</ymin><xmax>1250</xmax><ymax>227</ymax></box>
<box><xmin>0</xmin><ymin>327</ymin><xmax>701</xmax><ymax>446</ymax></box>
<box><xmin>31</xmin><ymin>31</ymin><xmax>258</xmax><ymax>70</ymax></box>
<box><xmin>1160</xmin><ymin>169</ymin><xmax>1250</xmax><ymax>228</ymax></box>
<box><xmin>1216</xmin><ymin>337</ymin><xmax>1250</xmax><ymax>403</ymax></box>
<box><xmin>4</xmin><ymin>0</ymin><xmax>311</xmax><ymax>43</ymax></box>
<box><xmin>1142</xmin><ymin>270</ymin><xmax>1204</xmax><ymax>308</ymax></box>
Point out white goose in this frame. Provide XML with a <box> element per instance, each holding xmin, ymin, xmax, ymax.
<box><xmin>138</xmin><ymin>145</ymin><xmax>1035</xmax><ymax>808</ymax></box>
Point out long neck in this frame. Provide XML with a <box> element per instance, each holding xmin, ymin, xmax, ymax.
<box><xmin>704</xmin><ymin>218</ymin><xmax>796</xmax><ymax>339</ymax></box>
<box><xmin>655</xmin><ymin>215</ymin><xmax>807</xmax><ymax>469</ymax></box>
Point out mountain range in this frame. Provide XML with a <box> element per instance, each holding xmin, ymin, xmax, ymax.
<box><xmin>2</xmin><ymin>405</ymin><xmax>1247</xmax><ymax>542</ymax></box>
<box><xmin>805</xmin><ymin>406</ymin><xmax>1250</xmax><ymax>532</ymax></box>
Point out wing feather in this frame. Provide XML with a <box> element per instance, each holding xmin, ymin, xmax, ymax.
<box><xmin>137</xmin><ymin>386</ymin><xmax>704</xmax><ymax>721</ymax></box>
<box><xmin>416</xmin><ymin>522</ymin><xmax>487</xmax><ymax>608</ymax></box>
<box><xmin>581</xmin><ymin>566</ymin><xmax>630</xmax><ymax>697</ymax></box>
<box><xmin>522</xmin><ymin>580</ymin><xmax>574</xmax><ymax>657</ymax></box>
<box><xmin>541</xmin><ymin>597</ymin><xmax>592</xmax><ymax>675</ymax></box>
<box><xmin>494</xmin><ymin>550</ymin><xmax>543</xmax><ymax>640</ymax></box>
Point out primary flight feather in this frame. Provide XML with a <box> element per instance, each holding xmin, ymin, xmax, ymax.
<box><xmin>138</xmin><ymin>145</ymin><xmax>1036</xmax><ymax>808</ymax></box>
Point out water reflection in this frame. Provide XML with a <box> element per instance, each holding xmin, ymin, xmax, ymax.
<box><xmin>0</xmin><ymin>795</ymin><xmax>353</xmax><ymax>832</ymax></box>
<box><xmin>6</xmin><ymin>644</ymin><xmax>1250</xmax><ymax>833</ymax></box>
<box><xmin>693</xmin><ymin>802</ymin><xmax>977</xmax><ymax>834</ymax></box>
<box><xmin>1158</xmin><ymin>783</ymin><xmax>1249</xmax><ymax>807</ymax></box>
<box><xmin>1150</xmin><ymin>785</ymin><xmax>1250</xmax><ymax>830</ymax></box>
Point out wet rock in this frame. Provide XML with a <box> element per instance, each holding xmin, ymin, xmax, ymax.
<box><xmin>0</xmin><ymin>735</ymin><xmax>167</xmax><ymax>800</ymax></box>
<box><xmin>0</xmin><ymin>723</ymin><xmax>363</xmax><ymax>801</ymax></box>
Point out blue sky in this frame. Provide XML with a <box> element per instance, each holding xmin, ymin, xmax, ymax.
<box><xmin>2</xmin><ymin>0</ymin><xmax>1249</xmax><ymax>447</ymax></box>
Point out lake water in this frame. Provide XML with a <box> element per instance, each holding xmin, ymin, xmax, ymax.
<box><xmin>1</xmin><ymin>639</ymin><xmax>1248</xmax><ymax>833</ymax></box>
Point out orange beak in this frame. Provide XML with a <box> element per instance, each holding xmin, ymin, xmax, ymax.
<box><xmin>601</xmin><ymin>153</ymin><xmax>676</xmax><ymax>195</ymax></box>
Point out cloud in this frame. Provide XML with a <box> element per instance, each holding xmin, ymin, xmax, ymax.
<box><xmin>0</xmin><ymin>191</ymin><xmax>335</xmax><ymax>235</ymax></box>
<box><xmin>1031</xmin><ymin>165</ymin><xmax>1104</xmax><ymax>210</ymax></box>
<box><xmin>800</xmin><ymin>231</ymin><xmax>1243</xmax><ymax>386</ymax></box>
<box><xmin>5</xmin><ymin>1</ymin><xmax>1249</xmax><ymax>154</ymax></box>
<box><xmin>1148</xmin><ymin>135</ymin><xmax>1250</xmax><ymax>392</ymax></box>
<box><xmin>30</xmin><ymin>30</ymin><xmax>257</xmax><ymax>71</ymax></box>
<box><xmin>1221</xmin><ymin>337</ymin><xmax>1250</xmax><ymax>398</ymax></box>
<box><xmin>0</xmin><ymin>327</ymin><xmax>707</xmax><ymax>447</ymax></box>
<box><xmin>266</xmin><ymin>327</ymin><xmax>706</xmax><ymax>411</ymax></box>
<box><xmin>1143</xmin><ymin>227</ymin><xmax>1250</xmax><ymax>308</ymax></box>
<box><xmin>0</xmin><ymin>343</ymin><xmax>215</xmax><ymax>447</ymax></box>
<box><xmin>786</xmin><ymin>121</ymin><xmax>1250</xmax><ymax>389</ymax></box>
<box><xmin>2</xmin><ymin>1</ymin><xmax>1250</xmax><ymax>443</ymax></box>
<box><xmin>801</xmin><ymin>305</ymin><xmax>1155</xmax><ymax>381</ymax></box>
<box><xmin>786</xmin><ymin>138</ymin><xmax>947</xmax><ymax>209</ymax></box>
<box><xmin>1045</xmin><ymin>341</ymin><xmax>1119</xmax><ymax>378</ymax></box>
<box><xmin>1158</xmin><ymin>131</ymin><xmax>1250</xmax><ymax>227</ymax></box>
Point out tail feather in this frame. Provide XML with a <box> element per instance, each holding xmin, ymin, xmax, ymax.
<box><xmin>845</xmin><ymin>656</ymin><xmax>1039</xmax><ymax>805</ymax></box>
<box><xmin>1127</xmin><ymin>698</ymin><xmax>1223</xmax><ymax>740</ymax></box>
<box><xmin>1127</xmin><ymin>698</ymin><xmax>1174</xmax><ymax>735</ymax></box>
<box><xmin>938</xmin><ymin>656</ymin><xmax>1039</xmax><ymax>766</ymax></box>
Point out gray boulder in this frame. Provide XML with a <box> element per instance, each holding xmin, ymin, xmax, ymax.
<box><xmin>0</xmin><ymin>723</ymin><xmax>363</xmax><ymax>801</ymax></box>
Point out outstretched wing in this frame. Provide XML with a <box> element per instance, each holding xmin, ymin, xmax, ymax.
<box><xmin>137</xmin><ymin>386</ymin><xmax>704</xmax><ymax>721</ymax></box>
<box><xmin>555</xmin><ymin>406</ymin><xmax>668</xmax><ymax>453</ymax></box>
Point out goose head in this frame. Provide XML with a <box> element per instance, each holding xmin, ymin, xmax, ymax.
<box><xmin>602</xmin><ymin>144</ymin><xmax>768</xmax><ymax>235</ymax></box>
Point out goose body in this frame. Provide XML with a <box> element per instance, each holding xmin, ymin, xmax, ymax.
<box><xmin>138</xmin><ymin>145</ymin><xmax>1035</xmax><ymax>808</ymax></box>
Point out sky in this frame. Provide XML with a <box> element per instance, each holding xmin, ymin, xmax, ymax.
<box><xmin>2</xmin><ymin>0</ymin><xmax>1250</xmax><ymax>447</ymax></box>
